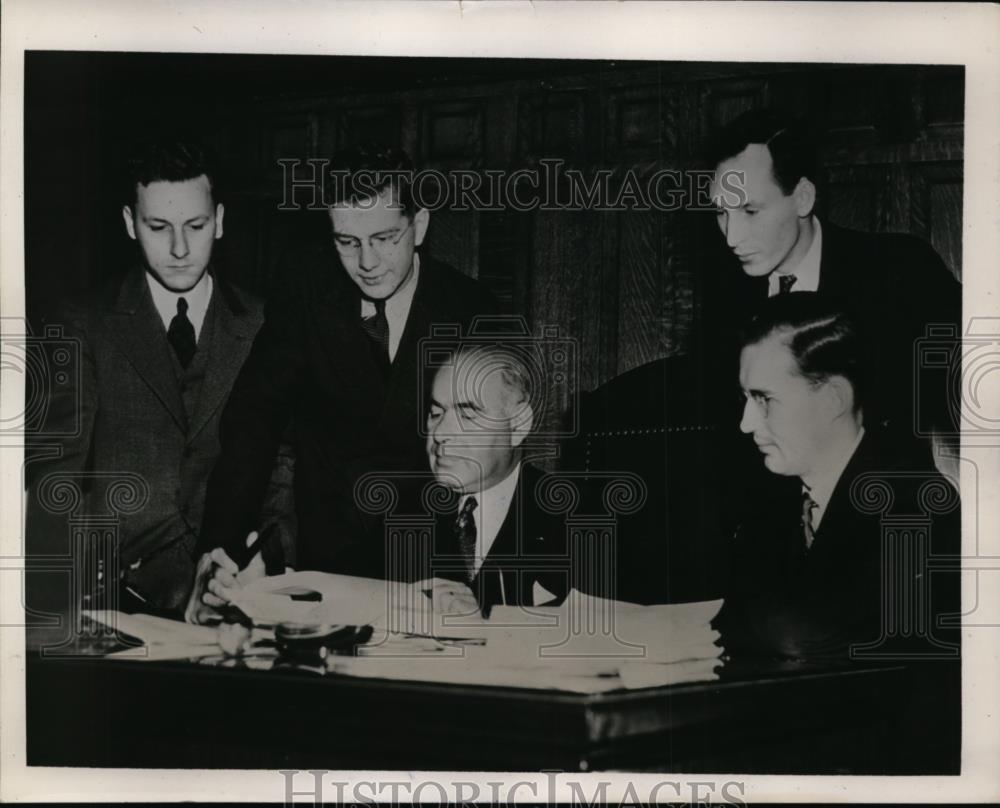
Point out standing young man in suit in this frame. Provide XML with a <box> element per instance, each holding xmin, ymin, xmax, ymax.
<box><xmin>27</xmin><ymin>141</ymin><xmax>265</xmax><ymax>613</ymax></box>
<box><xmin>716</xmin><ymin>294</ymin><xmax>959</xmax><ymax>660</ymax></box>
<box><xmin>189</xmin><ymin>144</ymin><xmax>497</xmax><ymax>621</ymax></box>
<box><xmin>704</xmin><ymin>109</ymin><xmax>961</xmax><ymax>458</ymax></box>
<box><xmin>421</xmin><ymin>344</ymin><xmax>566</xmax><ymax>615</ymax></box>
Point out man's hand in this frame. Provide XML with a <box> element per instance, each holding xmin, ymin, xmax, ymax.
<box><xmin>414</xmin><ymin>577</ymin><xmax>480</xmax><ymax>617</ymax></box>
<box><xmin>184</xmin><ymin>532</ymin><xmax>266</xmax><ymax>624</ymax></box>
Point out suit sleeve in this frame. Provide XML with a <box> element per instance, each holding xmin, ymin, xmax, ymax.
<box><xmin>198</xmin><ymin>280</ymin><xmax>307</xmax><ymax>566</ymax></box>
<box><xmin>24</xmin><ymin>302</ymin><xmax>99</xmax><ymax>613</ymax></box>
<box><xmin>897</xmin><ymin>235</ymin><xmax>962</xmax><ymax>436</ymax></box>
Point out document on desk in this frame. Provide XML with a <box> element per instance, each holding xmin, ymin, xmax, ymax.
<box><xmin>226</xmin><ymin>573</ymin><xmax>726</xmax><ymax>690</ymax></box>
<box><xmin>229</xmin><ymin>570</ymin><xmax>405</xmax><ymax>627</ymax></box>
<box><xmin>83</xmin><ymin>610</ymin><xmax>223</xmax><ymax>660</ymax></box>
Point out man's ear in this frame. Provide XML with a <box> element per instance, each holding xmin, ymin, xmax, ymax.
<box><xmin>509</xmin><ymin>402</ymin><xmax>534</xmax><ymax>449</ymax></box>
<box><xmin>792</xmin><ymin>177</ymin><xmax>817</xmax><ymax>218</ymax></box>
<box><xmin>122</xmin><ymin>205</ymin><xmax>137</xmax><ymax>240</ymax></box>
<box><xmin>412</xmin><ymin>207</ymin><xmax>430</xmax><ymax>248</ymax></box>
<box><xmin>822</xmin><ymin>375</ymin><xmax>855</xmax><ymax>420</ymax></box>
<box><xmin>215</xmin><ymin>203</ymin><xmax>225</xmax><ymax>239</ymax></box>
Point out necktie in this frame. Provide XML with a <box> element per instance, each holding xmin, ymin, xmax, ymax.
<box><xmin>360</xmin><ymin>298</ymin><xmax>390</xmax><ymax>362</ymax></box>
<box><xmin>167</xmin><ymin>297</ymin><xmax>196</xmax><ymax>368</ymax></box>
<box><xmin>778</xmin><ymin>274</ymin><xmax>798</xmax><ymax>295</ymax></box>
<box><xmin>454</xmin><ymin>496</ymin><xmax>478</xmax><ymax>583</ymax></box>
<box><xmin>801</xmin><ymin>490</ymin><xmax>818</xmax><ymax>550</ymax></box>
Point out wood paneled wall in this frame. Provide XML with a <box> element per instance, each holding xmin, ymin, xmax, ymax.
<box><xmin>196</xmin><ymin>63</ymin><xmax>962</xmax><ymax>397</ymax></box>
<box><xmin>26</xmin><ymin>59</ymin><xmax>964</xmax><ymax>409</ymax></box>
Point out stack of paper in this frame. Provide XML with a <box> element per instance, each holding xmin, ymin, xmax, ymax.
<box><xmin>82</xmin><ymin>610</ymin><xmax>221</xmax><ymax>660</ymax></box>
<box><xmin>225</xmin><ymin>574</ymin><xmax>725</xmax><ymax>691</ymax></box>
<box><xmin>438</xmin><ymin>590</ymin><xmax>725</xmax><ymax>690</ymax></box>
<box><xmin>82</xmin><ymin>611</ymin><xmax>271</xmax><ymax>661</ymax></box>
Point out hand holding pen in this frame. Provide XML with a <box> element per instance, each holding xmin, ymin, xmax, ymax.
<box><xmin>184</xmin><ymin>530</ymin><xmax>266</xmax><ymax>624</ymax></box>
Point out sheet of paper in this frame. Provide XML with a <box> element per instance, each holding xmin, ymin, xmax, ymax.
<box><xmin>84</xmin><ymin>610</ymin><xmax>219</xmax><ymax>646</ymax></box>
<box><xmin>231</xmin><ymin>570</ymin><xmax>402</xmax><ymax>626</ymax></box>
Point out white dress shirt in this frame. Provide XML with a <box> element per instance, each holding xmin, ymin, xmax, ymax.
<box><xmin>146</xmin><ymin>271</ymin><xmax>213</xmax><ymax>341</ymax></box>
<box><xmin>768</xmin><ymin>217</ymin><xmax>823</xmax><ymax>297</ymax></box>
<box><xmin>803</xmin><ymin>426</ymin><xmax>866</xmax><ymax>531</ymax></box>
<box><xmin>458</xmin><ymin>462</ymin><xmax>521</xmax><ymax>576</ymax></box>
<box><xmin>360</xmin><ymin>253</ymin><xmax>420</xmax><ymax>362</ymax></box>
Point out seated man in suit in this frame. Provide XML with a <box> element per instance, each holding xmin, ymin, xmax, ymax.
<box><xmin>421</xmin><ymin>343</ymin><xmax>567</xmax><ymax>615</ymax></box>
<box><xmin>26</xmin><ymin>140</ymin><xmax>268</xmax><ymax>614</ymax></box>
<box><xmin>188</xmin><ymin>143</ymin><xmax>496</xmax><ymax>622</ymax></box>
<box><xmin>715</xmin><ymin>293</ymin><xmax>959</xmax><ymax>660</ymax></box>
<box><xmin>703</xmin><ymin>108</ymin><xmax>961</xmax><ymax>464</ymax></box>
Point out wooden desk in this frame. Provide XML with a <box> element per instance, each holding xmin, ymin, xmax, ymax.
<box><xmin>24</xmin><ymin>644</ymin><xmax>959</xmax><ymax>773</ymax></box>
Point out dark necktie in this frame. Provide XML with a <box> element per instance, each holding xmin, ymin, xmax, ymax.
<box><xmin>801</xmin><ymin>489</ymin><xmax>818</xmax><ymax>550</ymax></box>
<box><xmin>167</xmin><ymin>297</ymin><xmax>196</xmax><ymax>368</ymax></box>
<box><xmin>360</xmin><ymin>299</ymin><xmax>390</xmax><ymax>363</ymax></box>
<box><xmin>778</xmin><ymin>274</ymin><xmax>798</xmax><ymax>295</ymax></box>
<box><xmin>454</xmin><ymin>496</ymin><xmax>478</xmax><ymax>583</ymax></box>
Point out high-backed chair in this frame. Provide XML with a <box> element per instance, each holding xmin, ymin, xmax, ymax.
<box><xmin>562</xmin><ymin>353</ymin><xmax>755</xmax><ymax>604</ymax></box>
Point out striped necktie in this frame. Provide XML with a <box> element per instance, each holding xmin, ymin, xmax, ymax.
<box><xmin>360</xmin><ymin>298</ymin><xmax>389</xmax><ymax>362</ymax></box>
<box><xmin>454</xmin><ymin>496</ymin><xmax>478</xmax><ymax>583</ymax></box>
<box><xmin>801</xmin><ymin>489</ymin><xmax>818</xmax><ymax>550</ymax></box>
<box><xmin>778</xmin><ymin>274</ymin><xmax>798</xmax><ymax>295</ymax></box>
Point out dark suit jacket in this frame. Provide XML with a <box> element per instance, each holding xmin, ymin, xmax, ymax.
<box><xmin>200</xmin><ymin>249</ymin><xmax>498</xmax><ymax>573</ymax></box>
<box><xmin>700</xmin><ymin>221</ymin><xmax>961</xmax><ymax>440</ymax></box>
<box><xmin>425</xmin><ymin>464</ymin><xmax>570</xmax><ymax>615</ymax></box>
<box><xmin>26</xmin><ymin>267</ymin><xmax>264</xmax><ymax>610</ymax></box>
<box><xmin>715</xmin><ymin>431</ymin><xmax>960</xmax><ymax>660</ymax></box>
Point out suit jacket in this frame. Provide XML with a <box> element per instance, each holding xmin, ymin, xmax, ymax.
<box><xmin>200</xmin><ymin>248</ymin><xmax>498</xmax><ymax>573</ymax></box>
<box><xmin>715</xmin><ymin>431</ymin><xmax>960</xmax><ymax>660</ymax></box>
<box><xmin>454</xmin><ymin>464</ymin><xmax>568</xmax><ymax>614</ymax></box>
<box><xmin>700</xmin><ymin>221</ymin><xmax>961</xmax><ymax>440</ymax></box>
<box><xmin>26</xmin><ymin>267</ymin><xmax>264</xmax><ymax>611</ymax></box>
<box><xmin>410</xmin><ymin>464</ymin><xmax>569</xmax><ymax>615</ymax></box>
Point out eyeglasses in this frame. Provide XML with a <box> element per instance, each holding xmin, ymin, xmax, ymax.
<box><xmin>333</xmin><ymin>220</ymin><xmax>413</xmax><ymax>258</ymax></box>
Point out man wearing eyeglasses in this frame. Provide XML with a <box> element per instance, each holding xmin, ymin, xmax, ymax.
<box><xmin>187</xmin><ymin>143</ymin><xmax>497</xmax><ymax>622</ymax></box>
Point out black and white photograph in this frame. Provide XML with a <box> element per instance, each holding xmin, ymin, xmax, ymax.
<box><xmin>2</xmin><ymin>1</ymin><xmax>998</xmax><ymax>803</ymax></box>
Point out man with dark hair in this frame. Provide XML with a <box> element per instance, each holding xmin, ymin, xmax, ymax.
<box><xmin>27</xmin><ymin>140</ymin><xmax>266</xmax><ymax>612</ymax></box>
<box><xmin>188</xmin><ymin>142</ymin><xmax>497</xmax><ymax>621</ymax></box>
<box><xmin>715</xmin><ymin>293</ymin><xmax>959</xmax><ymax>660</ymax></box>
<box><xmin>704</xmin><ymin>108</ymin><xmax>961</xmax><ymax>460</ymax></box>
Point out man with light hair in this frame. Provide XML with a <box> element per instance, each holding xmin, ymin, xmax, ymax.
<box><xmin>423</xmin><ymin>343</ymin><xmax>567</xmax><ymax>614</ymax></box>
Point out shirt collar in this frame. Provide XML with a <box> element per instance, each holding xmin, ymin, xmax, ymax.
<box><xmin>145</xmin><ymin>269</ymin><xmax>213</xmax><ymax>339</ymax></box>
<box><xmin>360</xmin><ymin>252</ymin><xmax>420</xmax><ymax>319</ymax></box>
<box><xmin>769</xmin><ymin>216</ymin><xmax>822</xmax><ymax>295</ymax></box>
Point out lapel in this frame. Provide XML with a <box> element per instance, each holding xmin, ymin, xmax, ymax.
<box><xmin>378</xmin><ymin>256</ymin><xmax>435</xmax><ymax>432</ymax></box>
<box><xmin>816</xmin><ymin>221</ymin><xmax>857</xmax><ymax>298</ymax></box>
<box><xmin>810</xmin><ymin>432</ymin><xmax>873</xmax><ymax>554</ymax></box>
<box><xmin>475</xmin><ymin>466</ymin><xmax>550</xmax><ymax>607</ymax></box>
<box><xmin>312</xmin><ymin>248</ymin><xmax>388</xmax><ymax>410</ymax></box>
<box><xmin>187</xmin><ymin>275</ymin><xmax>260</xmax><ymax>441</ymax></box>
<box><xmin>104</xmin><ymin>268</ymin><xmax>186</xmax><ymax>432</ymax></box>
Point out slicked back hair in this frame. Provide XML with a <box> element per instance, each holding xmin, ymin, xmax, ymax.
<box><xmin>449</xmin><ymin>343</ymin><xmax>536</xmax><ymax>421</ymax></box>
<box><xmin>328</xmin><ymin>141</ymin><xmax>418</xmax><ymax>217</ymax></box>
<box><xmin>706</xmin><ymin>108</ymin><xmax>818</xmax><ymax>196</ymax></box>
<box><xmin>126</xmin><ymin>140</ymin><xmax>220</xmax><ymax>208</ymax></box>
<box><xmin>740</xmin><ymin>293</ymin><xmax>864</xmax><ymax>413</ymax></box>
